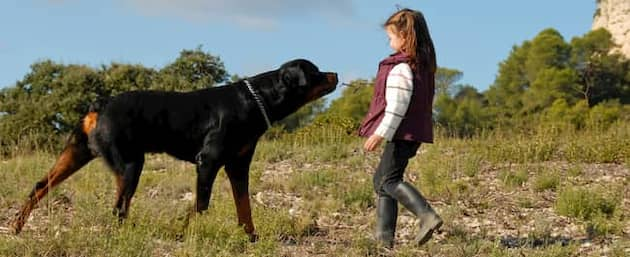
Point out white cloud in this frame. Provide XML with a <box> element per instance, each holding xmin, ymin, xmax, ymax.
<box><xmin>121</xmin><ymin>0</ymin><xmax>354</xmax><ymax>28</ymax></box>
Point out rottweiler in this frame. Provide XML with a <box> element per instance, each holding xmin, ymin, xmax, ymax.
<box><xmin>11</xmin><ymin>59</ymin><xmax>338</xmax><ymax>241</ymax></box>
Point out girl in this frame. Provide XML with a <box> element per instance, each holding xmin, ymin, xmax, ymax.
<box><xmin>358</xmin><ymin>8</ymin><xmax>442</xmax><ymax>248</ymax></box>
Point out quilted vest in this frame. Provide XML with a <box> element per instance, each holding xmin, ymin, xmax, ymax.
<box><xmin>358</xmin><ymin>52</ymin><xmax>435</xmax><ymax>143</ymax></box>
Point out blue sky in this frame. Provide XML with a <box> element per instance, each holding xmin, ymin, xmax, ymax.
<box><xmin>1</xmin><ymin>0</ymin><xmax>596</xmax><ymax>99</ymax></box>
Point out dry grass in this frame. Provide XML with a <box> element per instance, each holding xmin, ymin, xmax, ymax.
<box><xmin>1</xmin><ymin>122</ymin><xmax>629</xmax><ymax>256</ymax></box>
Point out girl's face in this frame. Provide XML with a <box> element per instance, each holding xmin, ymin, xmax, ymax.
<box><xmin>386</xmin><ymin>26</ymin><xmax>404</xmax><ymax>52</ymax></box>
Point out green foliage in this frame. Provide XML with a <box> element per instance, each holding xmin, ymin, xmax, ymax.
<box><xmin>287</xmin><ymin>113</ymin><xmax>358</xmax><ymax>147</ymax></box>
<box><xmin>462</xmin><ymin>154</ymin><xmax>483</xmax><ymax>178</ymax></box>
<box><xmin>555</xmin><ymin>186</ymin><xmax>620</xmax><ymax>220</ymax></box>
<box><xmin>485</xmin><ymin>41</ymin><xmax>531</xmax><ymax>122</ymax></box>
<box><xmin>0</xmin><ymin>61</ymin><xmax>102</xmax><ymax>152</ymax></box>
<box><xmin>0</xmin><ymin>47</ymin><xmax>227</xmax><ymax>154</ymax></box>
<box><xmin>499</xmin><ymin>167</ymin><xmax>529</xmax><ymax>188</ymax></box>
<box><xmin>543</xmin><ymin>99</ymin><xmax>589</xmax><ymax>128</ymax></box>
<box><xmin>435</xmin><ymin>67</ymin><xmax>463</xmax><ymax>96</ymax></box>
<box><xmin>325</xmin><ymin>79</ymin><xmax>373</xmax><ymax>124</ymax></box>
<box><xmin>276</xmin><ymin>98</ymin><xmax>325</xmax><ymax>132</ymax></box>
<box><xmin>154</xmin><ymin>46</ymin><xmax>228</xmax><ymax>91</ymax></box>
<box><xmin>532</xmin><ymin>169</ymin><xmax>560</xmax><ymax>192</ymax></box>
<box><xmin>522</xmin><ymin>68</ymin><xmax>581</xmax><ymax>114</ymax></box>
<box><xmin>288</xmin><ymin>169</ymin><xmax>337</xmax><ymax>192</ymax></box>
<box><xmin>587</xmin><ymin>99</ymin><xmax>622</xmax><ymax>128</ymax></box>
<box><xmin>486</xmin><ymin>27</ymin><xmax>630</xmax><ymax>127</ymax></box>
<box><xmin>340</xmin><ymin>180</ymin><xmax>374</xmax><ymax>211</ymax></box>
<box><xmin>570</xmin><ymin>28</ymin><xmax>630</xmax><ymax>105</ymax></box>
<box><xmin>101</xmin><ymin>63</ymin><xmax>156</xmax><ymax>94</ymax></box>
<box><xmin>435</xmin><ymin>85</ymin><xmax>491</xmax><ymax>137</ymax></box>
<box><xmin>555</xmin><ymin>185</ymin><xmax>623</xmax><ymax>238</ymax></box>
<box><xmin>524</xmin><ymin>29</ymin><xmax>571</xmax><ymax>82</ymax></box>
<box><xmin>433</xmin><ymin>68</ymin><xmax>492</xmax><ymax>137</ymax></box>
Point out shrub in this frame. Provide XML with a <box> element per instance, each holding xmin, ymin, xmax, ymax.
<box><xmin>532</xmin><ymin>169</ymin><xmax>560</xmax><ymax>192</ymax></box>
<box><xmin>499</xmin><ymin>167</ymin><xmax>529</xmax><ymax>188</ymax></box>
<box><xmin>555</xmin><ymin>186</ymin><xmax>620</xmax><ymax>220</ymax></box>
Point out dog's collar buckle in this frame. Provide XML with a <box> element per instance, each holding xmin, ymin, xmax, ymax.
<box><xmin>244</xmin><ymin>79</ymin><xmax>272</xmax><ymax>129</ymax></box>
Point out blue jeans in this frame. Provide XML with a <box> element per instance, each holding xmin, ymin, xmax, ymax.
<box><xmin>373</xmin><ymin>140</ymin><xmax>421</xmax><ymax>197</ymax></box>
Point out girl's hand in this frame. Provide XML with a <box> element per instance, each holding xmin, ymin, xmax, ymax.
<box><xmin>363</xmin><ymin>134</ymin><xmax>384</xmax><ymax>152</ymax></box>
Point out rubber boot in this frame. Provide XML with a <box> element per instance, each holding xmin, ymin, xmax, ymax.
<box><xmin>392</xmin><ymin>182</ymin><xmax>442</xmax><ymax>246</ymax></box>
<box><xmin>375</xmin><ymin>195</ymin><xmax>398</xmax><ymax>248</ymax></box>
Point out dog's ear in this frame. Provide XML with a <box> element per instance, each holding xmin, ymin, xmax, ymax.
<box><xmin>280</xmin><ymin>66</ymin><xmax>307</xmax><ymax>87</ymax></box>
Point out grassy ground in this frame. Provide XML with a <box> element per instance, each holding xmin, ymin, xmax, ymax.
<box><xmin>1</xmin><ymin>122</ymin><xmax>629</xmax><ymax>256</ymax></box>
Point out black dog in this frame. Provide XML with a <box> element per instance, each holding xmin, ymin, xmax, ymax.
<box><xmin>11</xmin><ymin>59</ymin><xmax>338</xmax><ymax>241</ymax></box>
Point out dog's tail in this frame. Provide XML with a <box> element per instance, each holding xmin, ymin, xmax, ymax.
<box><xmin>10</xmin><ymin>105</ymin><xmax>102</xmax><ymax>234</ymax></box>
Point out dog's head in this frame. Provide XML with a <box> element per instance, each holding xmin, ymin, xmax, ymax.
<box><xmin>278</xmin><ymin>59</ymin><xmax>338</xmax><ymax>103</ymax></box>
<box><xmin>251</xmin><ymin>59</ymin><xmax>336</xmax><ymax>120</ymax></box>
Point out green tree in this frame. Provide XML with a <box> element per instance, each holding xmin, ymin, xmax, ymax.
<box><xmin>0</xmin><ymin>47</ymin><xmax>228</xmax><ymax>154</ymax></box>
<box><xmin>485</xmin><ymin>41</ymin><xmax>531</xmax><ymax>122</ymax></box>
<box><xmin>454</xmin><ymin>84</ymin><xmax>483</xmax><ymax>102</ymax></box>
<box><xmin>325</xmin><ymin>79</ymin><xmax>374</xmax><ymax>124</ymax></box>
<box><xmin>435</xmin><ymin>86</ymin><xmax>489</xmax><ymax>137</ymax></box>
<box><xmin>155</xmin><ymin>46</ymin><xmax>228</xmax><ymax>91</ymax></box>
<box><xmin>524</xmin><ymin>29</ymin><xmax>571</xmax><ymax>82</ymax></box>
<box><xmin>101</xmin><ymin>63</ymin><xmax>157</xmax><ymax>95</ymax></box>
<box><xmin>570</xmin><ymin>29</ymin><xmax>630</xmax><ymax>105</ymax></box>
<box><xmin>484</xmin><ymin>27</ymin><xmax>629</xmax><ymax>126</ymax></box>
<box><xmin>435</xmin><ymin>67</ymin><xmax>463</xmax><ymax>96</ymax></box>
<box><xmin>433</xmin><ymin>93</ymin><xmax>457</xmax><ymax>131</ymax></box>
<box><xmin>521</xmin><ymin>68</ymin><xmax>581</xmax><ymax>114</ymax></box>
<box><xmin>277</xmin><ymin>99</ymin><xmax>326</xmax><ymax>131</ymax></box>
<box><xmin>544</xmin><ymin>99</ymin><xmax>589</xmax><ymax>128</ymax></box>
<box><xmin>0</xmin><ymin>61</ymin><xmax>103</xmax><ymax>150</ymax></box>
<box><xmin>587</xmin><ymin>99</ymin><xmax>622</xmax><ymax>128</ymax></box>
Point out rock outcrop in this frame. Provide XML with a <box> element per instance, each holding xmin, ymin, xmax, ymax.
<box><xmin>593</xmin><ymin>0</ymin><xmax>630</xmax><ymax>58</ymax></box>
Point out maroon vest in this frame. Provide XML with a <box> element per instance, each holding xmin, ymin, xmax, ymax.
<box><xmin>358</xmin><ymin>52</ymin><xmax>435</xmax><ymax>143</ymax></box>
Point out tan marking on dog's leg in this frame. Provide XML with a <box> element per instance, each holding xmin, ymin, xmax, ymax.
<box><xmin>229</xmin><ymin>182</ymin><xmax>256</xmax><ymax>241</ymax></box>
<box><xmin>11</xmin><ymin>138</ymin><xmax>94</xmax><ymax>234</ymax></box>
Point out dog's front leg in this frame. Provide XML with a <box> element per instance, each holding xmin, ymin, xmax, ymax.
<box><xmin>225</xmin><ymin>144</ymin><xmax>257</xmax><ymax>242</ymax></box>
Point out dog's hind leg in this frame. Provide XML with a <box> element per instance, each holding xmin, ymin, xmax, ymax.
<box><xmin>225</xmin><ymin>144</ymin><xmax>257</xmax><ymax>242</ymax></box>
<box><xmin>194</xmin><ymin>159</ymin><xmax>222</xmax><ymax>212</ymax></box>
<box><xmin>193</xmin><ymin>129</ymin><xmax>226</xmax><ymax>212</ymax></box>
<box><xmin>10</xmin><ymin>126</ymin><xmax>95</xmax><ymax>234</ymax></box>
<box><xmin>179</xmin><ymin>151</ymin><xmax>222</xmax><ymax>238</ymax></box>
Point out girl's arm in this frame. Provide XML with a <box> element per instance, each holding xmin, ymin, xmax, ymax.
<box><xmin>374</xmin><ymin>63</ymin><xmax>413</xmax><ymax>141</ymax></box>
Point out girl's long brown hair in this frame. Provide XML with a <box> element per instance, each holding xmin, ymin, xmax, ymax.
<box><xmin>384</xmin><ymin>8</ymin><xmax>436</xmax><ymax>73</ymax></box>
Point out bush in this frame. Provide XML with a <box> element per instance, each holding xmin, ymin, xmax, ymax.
<box><xmin>532</xmin><ymin>169</ymin><xmax>560</xmax><ymax>192</ymax></box>
<box><xmin>555</xmin><ymin>186</ymin><xmax>620</xmax><ymax>220</ymax></box>
<box><xmin>499</xmin><ymin>167</ymin><xmax>529</xmax><ymax>188</ymax></box>
<box><xmin>587</xmin><ymin>99</ymin><xmax>622</xmax><ymax>128</ymax></box>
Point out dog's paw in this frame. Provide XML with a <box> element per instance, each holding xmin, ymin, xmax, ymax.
<box><xmin>248</xmin><ymin>233</ymin><xmax>258</xmax><ymax>243</ymax></box>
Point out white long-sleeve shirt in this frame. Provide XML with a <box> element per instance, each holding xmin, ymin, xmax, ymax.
<box><xmin>374</xmin><ymin>63</ymin><xmax>414</xmax><ymax>141</ymax></box>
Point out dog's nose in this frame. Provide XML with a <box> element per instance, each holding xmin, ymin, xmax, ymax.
<box><xmin>326</xmin><ymin>72</ymin><xmax>338</xmax><ymax>85</ymax></box>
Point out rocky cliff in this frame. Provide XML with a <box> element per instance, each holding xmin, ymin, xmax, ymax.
<box><xmin>592</xmin><ymin>0</ymin><xmax>630</xmax><ymax>58</ymax></box>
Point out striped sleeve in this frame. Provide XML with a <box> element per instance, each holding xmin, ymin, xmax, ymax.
<box><xmin>374</xmin><ymin>63</ymin><xmax>413</xmax><ymax>141</ymax></box>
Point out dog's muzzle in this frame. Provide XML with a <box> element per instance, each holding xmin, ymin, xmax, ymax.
<box><xmin>322</xmin><ymin>72</ymin><xmax>338</xmax><ymax>94</ymax></box>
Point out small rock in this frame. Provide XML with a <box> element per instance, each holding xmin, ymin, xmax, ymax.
<box><xmin>180</xmin><ymin>192</ymin><xmax>193</xmax><ymax>201</ymax></box>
